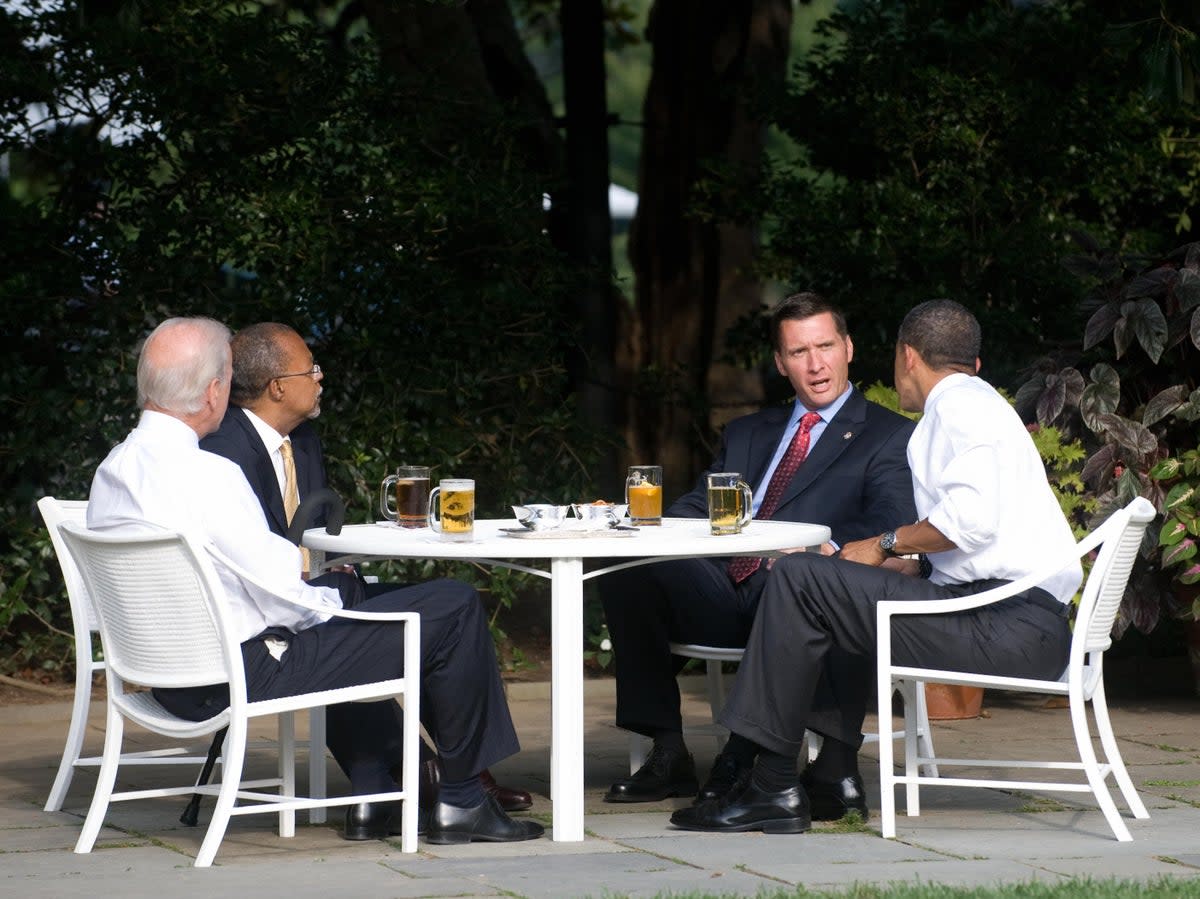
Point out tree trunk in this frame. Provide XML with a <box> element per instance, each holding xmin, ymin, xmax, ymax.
<box><xmin>626</xmin><ymin>0</ymin><xmax>791</xmax><ymax>497</ymax></box>
<box><xmin>561</xmin><ymin>0</ymin><xmax>621</xmax><ymax>496</ymax></box>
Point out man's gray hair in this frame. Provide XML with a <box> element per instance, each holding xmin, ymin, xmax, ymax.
<box><xmin>137</xmin><ymin>317</ymin><xmax>231</xmax><ymax>414</ymax></box>
<box><xmin>897</xmin><ymin>299</ymin><xmax>980</xmax><ymax>372</ymax></box>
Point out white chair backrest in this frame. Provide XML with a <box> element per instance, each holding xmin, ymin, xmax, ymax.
<box><xmin>1074</xmin><ymin>497</ymin><xmax>1157</xmax><ymax>657</ymax></box>
<box><xmin>57</xmin><ymin>522</ymin><xmax>232</xmax><ymax>691</ymax></box>
<box><xmin>37</xmin><ymin>498</ymin><xmax>96</xmax><ymax>632</ymax></box>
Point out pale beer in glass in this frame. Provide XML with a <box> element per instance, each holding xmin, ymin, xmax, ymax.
<box><xmin>705</xmin><ymin>472</ymin><xmax>752</xmax><ymax>535</ymax></box>
<box><xmin>428</xmin><ymin>478</ymin><xmax>475</xmax><ymax>542</ymax></box>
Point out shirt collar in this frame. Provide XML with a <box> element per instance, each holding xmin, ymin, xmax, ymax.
<box><xmin>924</xmin><ymin>372</ymin><xmax>973</xmax><ymax>411</ymax></box>
<box><xmin>791</xmin><ymin>383</ymin><xmax>853</xmax><ymax>426</ymax></box>
<box><xmin>239</xmin><ymin>407</ymin><xmax>290</xmax><ymax>455</ymax></box>
<box><xmin>138</xmin><ymin>409</ymin><xmax>200</xmax><ymax>448</ymax></box>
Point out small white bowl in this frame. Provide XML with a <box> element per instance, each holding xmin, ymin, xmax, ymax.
<box><xmin>571</xmin><ymin>503</ymin><xmax>629</xmax><ymax>529</ymax></box>
<box><xmin>512</xmin><ymin>504</ymin><xmax>571</xmax><ymax>531</ymax></box>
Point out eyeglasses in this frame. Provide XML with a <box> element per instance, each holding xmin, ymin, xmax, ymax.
<box><xmin>273</xmin><ymin>363</ymin><xmax>321</xmax><ymax>381</ymax></box>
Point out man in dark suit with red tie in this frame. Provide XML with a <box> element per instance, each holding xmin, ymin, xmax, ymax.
<box><xmin>200</xmin><ymin>322</ymin><xmax>532</xmax><ymax>818</ymax></box>
<box><xmin>602</xmin><ymin>293</ymin><xmax>917</xmax><ymax>819</ymax></box>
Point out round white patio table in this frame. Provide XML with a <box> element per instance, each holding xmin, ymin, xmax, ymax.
<box><xmin>303</xmin><ymin>516</ymin><xmax>830</xmax><ymax>842</ymax></box>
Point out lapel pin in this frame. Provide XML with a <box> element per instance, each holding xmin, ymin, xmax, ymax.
<box><xmin>843</xmin><ymin>431</ymin><xmax>853</xmax><ymax>440</ymax></box>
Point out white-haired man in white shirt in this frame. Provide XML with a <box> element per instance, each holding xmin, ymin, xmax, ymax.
<box><xmin>88</xmin><ymin>317</ymin><xmax>543</xmax><ymax>846</ymax></box>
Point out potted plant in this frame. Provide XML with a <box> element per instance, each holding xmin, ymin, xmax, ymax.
<box><xmin>1017</xmin><ymin>233</ymin><xmax>1200</xmax><ymax>687</ymax></box>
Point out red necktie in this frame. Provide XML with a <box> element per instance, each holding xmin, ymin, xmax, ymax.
<box><xmin>728</xmin><ymin>411</ymin><xmax>822</xmax><ymax>584</ymax></box>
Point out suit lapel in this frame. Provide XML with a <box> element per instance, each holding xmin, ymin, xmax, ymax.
<box><xmin>235</xmin><ymin>411</ymin><xmax>290</xmax><ymax>535</ymax></box>
<box><xmin>744</xmin><ymin>407</ymin><xmax>791</xmax><ymax>488</ymax></box>
<box><xmin>774</xmin><ymin>389</ymin><xmax>868</xmax><ymax>512</ymax></box>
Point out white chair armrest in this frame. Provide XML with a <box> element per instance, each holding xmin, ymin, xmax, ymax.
<box><xmin>878</xmin><ymin>522</ymin><xmax>1107</xmax><ymax>621</ymax></box>
<box><xmin>208</xmin><ymin>546</ymin><xmax>419</xmax><ymax>625</ymax></box>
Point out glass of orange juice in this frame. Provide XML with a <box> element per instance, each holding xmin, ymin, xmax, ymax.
<box><xmin>625</xmin><ymin>465</ymin><xmax>663</xmax><ymax>526</ymax></box>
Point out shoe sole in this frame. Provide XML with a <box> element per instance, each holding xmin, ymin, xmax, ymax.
<box><xmin>672</xmin><ymin>817</ymin><xmax>811</xmax><ymax>834</ymax></box>
<box><xmin>343</xmin><ymin>827</ymin><xmax>389</xmax><ymax>841</ymax></box>
<box><xmin>603</xmin><ymin>780</ymin><xmax>700</xmax><ymax>803</ymax></box>
<box><xmin>423</xmin><ymin>828</ymin><xmax>544</xmax><ymax>845</ymax></box>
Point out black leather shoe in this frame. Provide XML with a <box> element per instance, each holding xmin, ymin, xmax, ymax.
<box><xmin>480</xmin><ymin>768</ymin><xmax>533</xmax><ymax>812</ymax></box>
<box><xmin>604</xmin><ymin>744</ymin><xmax>698</xmax><ymax>803</ymax></box>
<box><xmin>697</xmin><ymin>751</ymin><xmax>750</xmax><ymax>802</ymax></box>
<box><xmin>800</xmin><ymin>770</ymin><xmax>868</xmax><ymax>821</ymax></box>
<box><xmin>391</xmin><ymin>757</ymin><xmax>441</xmax><ymax>809</ymax></box>
<box><xmin>343</xmin><ymin>801</ymin><xmax>394</xmax><ymax>841</ymax></box>
<box><xmin>344</xmin><ymin>801</ymin><xmax>429</xmax><ymax>840</ymax></box>
<box><xmin>670</xmin><ymin>779</ymin><xmax>811</xmax><ymax>834</ymax></box>
<box><xmin>424</xmin><ymin>794</ymin><xmax>545</xmax><ymax>844</ymax></box>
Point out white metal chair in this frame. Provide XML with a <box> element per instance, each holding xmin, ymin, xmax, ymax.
<box><xmin>58</xmin><ymin>521</ymin><xmax>421</xmax><ymax>867</ymax></box>
<box><xmin>628</xmin><ymin>642</ymin><xmax>937</xmax><ymax>777</ymax></box>
<box><xmin>37</xmin><ymin>497</ymin><xmax>214</xmax><ymax>812</ymax></box>
<box><xmin>877</xmin><ymin>496</ymin><xmax>1155</xmax><ymax>842</ymax></box>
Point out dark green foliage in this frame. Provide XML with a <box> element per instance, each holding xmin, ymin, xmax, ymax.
<box><xmin>753</xmin><ymin>0</ymin><xmax>1196</xmax><ymax>388</ymax></box>
<box><xmin>0</xmin><ymin>3</ymin><xmax>604</xmax><ymax>673</ymax></box>
<box><xmin>1017</xmin><ymin>236</ymin><xmax>1200</xmax><ymax>635</ymax></box>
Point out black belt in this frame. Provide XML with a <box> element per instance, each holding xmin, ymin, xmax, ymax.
<box><xmin>1021</xmin><ymin>589</ymin><xmax>1071</xmax><ymax>619</ymax></box>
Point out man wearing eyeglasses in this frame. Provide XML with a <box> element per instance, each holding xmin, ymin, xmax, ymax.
<box><xmin>200</xmin><ymin>322</ymin><xmax>534</xmax><ymax>818</ymax></box>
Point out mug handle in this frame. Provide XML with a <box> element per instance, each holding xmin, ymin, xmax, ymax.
<box><xmin>623</xmin><ymin>473</ymin><xmax>639</xmax><ymax>505</ymax></box>
<box><xmin>427</xmin><ymin>486</ymin><xmax>442</xmax><ymax>532</ymax></box>
<box><xmin>380</xmin><ymin>474</ymin><xmax>398</xmax><ymax>521</ymax></box>
<box><xmin>737</xmin><ymin>480</ymin><xmax>754</xmax><ymax>529</ymax></box>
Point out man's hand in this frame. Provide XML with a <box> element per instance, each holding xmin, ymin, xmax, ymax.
<box><xmin>839</xmin><ymin>535</ymin><xmax>889</xmax><ymax>567</ymax></box>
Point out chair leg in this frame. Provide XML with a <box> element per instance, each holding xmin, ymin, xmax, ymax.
<box><xmin>1089</xmin><ymin>682</ymin><xmax>1149</xmax><ymax>819</ymax></box>
<box><xmin>905</xmin><ymin>679</ymin><xmax>939</xmax><ymax>778</ymax></box>
<box><xmin>308</xmin><ymin>706</ymin><xmax>327</xmax><ymax>824</ymax></box>
<box><xmin>195</xmin><ymin>720</ymin><xmax>248</xmax><ymax>868</ymax></box>
<box><xmin>46</xmin><ymin>665</ymin><xmax>95</xmax><ymax>812</ymax></box>
<box><xmin>877</xmin><ymin>674</ymin><xmax>898</xmax><ymax>838</ymax></box>
<box><xmin>74</xmin><ymin>701</ymin><xmax>126</xmax><ymax>854</ymax></box>
<box><xmin>1068</xmin><ymin>687</ymin><xmax>1132</xmax><ymax>842</ymax></box>
<box><xmin>278</xmin><ymin>712</ymin><xmax>296</xmax><ymax>839</ymax></box>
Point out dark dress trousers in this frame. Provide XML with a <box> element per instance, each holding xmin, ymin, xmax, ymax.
<box><xmin>601</xmin><ymin>388</ymin><xmax>917</xmax><ymax>739</ymax></box>
<box><xmin>197</xmin><ymin>407</ymin><xmax>518</xmax><ymax>784</ymax></box>
<box><xmin>719</xmin><ymin>552</ymin><xmax>1071</xmax><ymax>753</ymax></box>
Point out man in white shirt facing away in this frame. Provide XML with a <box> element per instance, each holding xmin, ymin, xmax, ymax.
<box><xmin>88</xmin><ymin>316</ymin><xmax>543</xmax><ymax>845</ymax></box>
<box><xmin>671</xmin><ymin>299</ymin><xmax>1080</xmax><ymax>835</ymax></box>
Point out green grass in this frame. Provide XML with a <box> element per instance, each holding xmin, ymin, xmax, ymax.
<box><xmin>605</xmin><ymin>877</ymin><xmax>1200</xmax><ymax>898</ymax></box>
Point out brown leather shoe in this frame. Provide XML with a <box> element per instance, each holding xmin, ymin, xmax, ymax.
<box><xmin>479</xmin><ymin>767</ymin><xmax>533</xmax><ymax>812</ymax></box>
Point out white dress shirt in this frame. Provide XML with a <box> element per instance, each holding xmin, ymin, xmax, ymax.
<box><xmin>87</xmin><ymin>411</ymin><xmax>342</xmax><ymax>643</ymax></box>
<box><xmin>909</xmin><ymin>373</ymin><xmax>1082</xmax><ymax>603</ymax></box>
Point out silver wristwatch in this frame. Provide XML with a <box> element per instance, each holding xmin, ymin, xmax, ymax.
<box><xmin>879</xmin><ymin>530</ymin><xmax>899</xmax><ymax>556</ymax></box>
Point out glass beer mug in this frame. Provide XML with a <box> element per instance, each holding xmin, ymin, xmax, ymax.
<box><xmin>380</xmin><ymin>465</ymin><xmax>432</xmax><ymax>528</ymax></box>
<box><xmin>705</xmin><ymin>472</ymin><xmax>753</xmax><ymax>535</ymax></box>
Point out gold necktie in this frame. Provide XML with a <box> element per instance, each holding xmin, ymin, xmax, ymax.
<box><xmin>279</xmin><ymin>439</ymin><xmax>310</xmax><ymax>574</ymax></box>
<box><xmin>279</xmin><ymin>438</ymin><xmax>299</xmax><ymax>525</ymax></box>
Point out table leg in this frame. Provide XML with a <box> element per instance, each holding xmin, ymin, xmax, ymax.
<box><xmin>550</xmin><ymin>556</ymin><xmax>585</xmax><ymax>841</ymax></box>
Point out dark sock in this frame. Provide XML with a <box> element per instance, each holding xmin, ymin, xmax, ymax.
<box><xmin>651</xmin><ymin>730</ymin><xmax>687</xmax><ymax>755</ymax></box>
<box><xmin>349</xmin><ymin>760</ymin><xmax>394</xmax><ymax>796</ymax></box>
<box><xmin>750</xmin><ymin>749</ymin><xmax>799</xmax><ymax>792</ymax></box>
<box><xmin>438</xmin><ymin>776</ymin><xmax>486</xmax><ymax>808</ymax></box>
<box><xmin>723</xmin><ymin>733</ymin><xmax>760</xmax><ymax>768</ymax></box>
<box><xmin>807</xmin><ymin>735</ymin><xmax>859</xmax><ymax>781</ymax></box>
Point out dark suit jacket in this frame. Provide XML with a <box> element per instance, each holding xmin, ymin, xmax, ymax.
<box><xmin>200</xmin><ymin>407</ymin><xmax>329</xmax><ymax>538</ymax></box>
<box><xmin>669</xmin><ymin>388</ymin><xmax>917</xmax><ymax>546</ymax></box>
